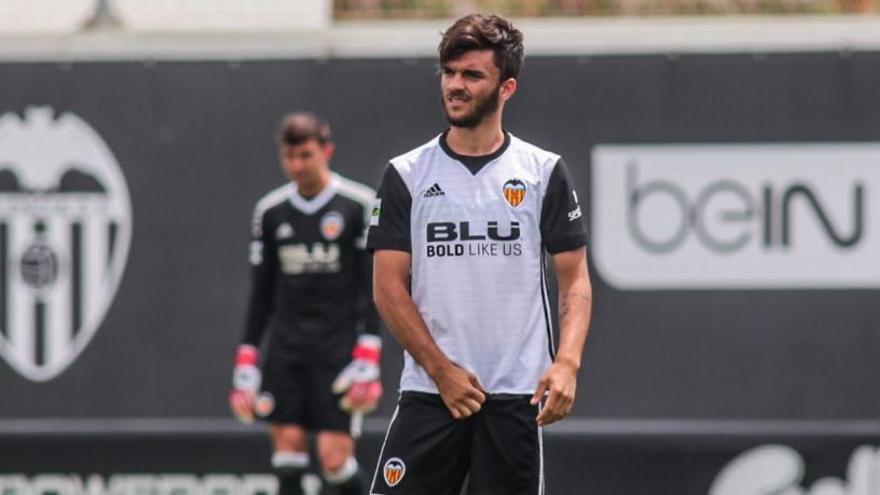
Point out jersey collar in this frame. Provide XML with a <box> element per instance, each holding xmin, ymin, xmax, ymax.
<box><xmin>439</xmin><ymin>129</ymin><xmax>511</xmax><ymax>176</ymax></box>
<box><xmin>288</xmin><ymin>173</ymin><xmax>339</xmax><ymax>214</ymax></box>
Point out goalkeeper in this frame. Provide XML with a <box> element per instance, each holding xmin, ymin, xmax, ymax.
<box><xmin>229</xmin><ymin>112</ymin><xmax>382</xmax><ymax>495</ymax></box>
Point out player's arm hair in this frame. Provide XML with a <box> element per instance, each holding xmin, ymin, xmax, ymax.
<box><xmin>241</xmin><ymin>213</ymin><xmax>277</xmax><ymax>346</ymax></box>
<box><xmin>551</xmin><ymin>247</ymin><xmax>592</xmax><ymax>371</ymax></box>
<box><xmin>373</xmin><ymin>249</ymin><xmax>452</xmax><ymax>377</ymax></box>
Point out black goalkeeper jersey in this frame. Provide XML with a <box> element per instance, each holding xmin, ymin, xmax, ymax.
<box><xmin>242</xmin><ymin>173</ymin><xmax>380</xmax><ymax>365</ymax></box>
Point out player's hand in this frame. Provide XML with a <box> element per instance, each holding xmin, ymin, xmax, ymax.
<box><xmin>531</xmin><ymin>360</ymin><xmax>578</xmax><ymax>427</ymax></box>
<box><xmin>229</xmin><ymin>344</ymin><xmax>261</xmax><ymax>424</ymax></box>
<box><xmin>433</xmin><ymin>362</ymin><xmax>486</xmax><ymax>420</ymax></box>
<box><xmin>332</xmin><ymin>335</ymin><xmax>383</xmax><ymax>414</ymax></box>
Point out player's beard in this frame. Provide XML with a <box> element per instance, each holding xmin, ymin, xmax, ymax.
<box><xmin>442</xmin><ymin>83</ymin><xmax>501</xmax><ymax>128</ymax></box>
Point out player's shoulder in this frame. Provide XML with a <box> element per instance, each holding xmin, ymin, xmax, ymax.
<box><xmin>507</xmin><ymin>133</ymin><xmax>561</xmax><ymax>171</ymax></box>
<box><xmin>251</xmin><ymin>183</ymin><xmax>289</xmax><ymax>236</ymax></box>
<box><xmin>333</xmin><ymin>173</ymin><xmax>376</xmax><ymax>210</ymax></box>
<box><xmin>388</xmin><ymin>134</ymin><xmax>444</xmax><ymax>176</ymax></box>
<box><xmin>253</xmin><ymin>183</ymin><xmax>290</xmax><ymax>218</ymax></box>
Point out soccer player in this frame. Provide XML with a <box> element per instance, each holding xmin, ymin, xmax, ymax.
<box><xmin>229</xmin><ymin>113</ymin><xmax>382</xmax><ymax>495</ymax></box>
<box><xmin>366</xmin><ymin>14</ymin><xmax>592</xmax><ymax>495</ymax></box>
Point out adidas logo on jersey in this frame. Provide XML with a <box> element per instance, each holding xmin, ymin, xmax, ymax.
<box><xmin>276</xmin><ymin>222</ymin><xmax>294</xmax><ymax>239</ymax></box>
<box><xmin>423</xmin><ymin>183</ymin><xmax>445</xmax><ymax>198</ymax></box>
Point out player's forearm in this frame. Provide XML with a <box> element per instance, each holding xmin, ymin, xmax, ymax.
<box><xmin>556</xmin><ymin>280</ymin><xmax>591</xmax><ymax>371</ymax></box>
<box><xmin>553</xmin><ymin>250</ymin><xmax>592</xmax><ymax>371</ymax></box>
<box><xmin>356</xmin><ymin>252</ymin><xmax>382</xmax><ymax>334</ymax></box>
<box><xmin>241</xmin><ymin>265</ymin><xmax>275</xmax><ymax>346</ymax></box>
<box><xmin>242</xmin><ymin>293</ymin><xmax>272</xmax><ymax>346</ymax></box>
<box><xmin>373</xmin><ymin>276</ymin><xmax>452</xmax><ymax>378</ymax></box>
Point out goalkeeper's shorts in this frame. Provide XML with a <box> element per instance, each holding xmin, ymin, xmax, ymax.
<box><xmin>256</xmin><ymin>353</ymin><xmax>351</xmax><ymax>432</ymax></box>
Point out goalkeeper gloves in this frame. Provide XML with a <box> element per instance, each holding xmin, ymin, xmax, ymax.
<box><xmin>332</xmin><ymin>334</ymin><xmax>382</xmax><ymax>414</ymax></box>
<box><xmin>229</xmin><ymin>344</ymin><xmax>261</xmax><ymax>424</ymax></box>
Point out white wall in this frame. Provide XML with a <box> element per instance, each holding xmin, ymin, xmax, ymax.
<box><xmin>0</xmin><ymin>0</ymin><xmax>95</xmax><ymax>34</ymax></box>
<box><xmin>0</xmin><ymin>0</ymin><xmax>331</xmax><ymax>34</ymax></box>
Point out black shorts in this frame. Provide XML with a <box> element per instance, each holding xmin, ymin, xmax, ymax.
<box><xmin>256</xmin><ymin>351</ymin><xmax>351</xmax><ymax>432</ymax></box>
<box><xmin>370</xmin><ymin>392</ymin><xmax>545</xmax><ymax>495</ymax></box>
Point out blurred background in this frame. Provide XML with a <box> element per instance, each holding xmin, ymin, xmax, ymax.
<box><xmin>1</xmin><ymin>1</ymin><xmax>880</xmax><ymax>494</ymax></box>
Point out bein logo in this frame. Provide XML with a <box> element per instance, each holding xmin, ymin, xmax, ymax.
<box><xmin>711</xmin><ymin>444</ymin><xmax>880</xmax><ymax>495</ymax></box>
<box><xmin>592</xmin><ymin>144</ymin><xmax>880</xmax><ymax>289</ymax></box>
<box><xmin>626</xmin><ymin>164</ymin><xmax>864</xmax><ymax>254</ymax></box>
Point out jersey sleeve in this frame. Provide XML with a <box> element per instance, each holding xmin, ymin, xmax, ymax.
<box><xmin>354</xmin><ymin>251</ymin><xmax>381</xmax><ymax>335</ymax></box>
<box><xmin>353</xmin><ymin>198</ymin><xmax>382</xmax><ymax>335</ymax></box>
<box><xmin>540</xmin><ymin>158</ymin><xmax>588</xmax><ymax>254</ymax></box>
<box><xmin>241</xmin><ymin>207</ymin><xmax>277</xmax><ymax>347</ymax></box>
<box><xmin>366</xmin><ymin>164</ymin><xmax>412</xmax><ymax>252</ymax></box>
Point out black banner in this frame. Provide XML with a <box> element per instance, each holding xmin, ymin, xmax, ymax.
<box><xmin>2</xmin><ymin>50</ymin><xmax>880</xmax><ymax>494</ymax></box>
<box><xmin>1</xmin><ymin>53</ymin><xmax>879</xmax><ymax>418</ymax></box>
<box><xmin>2</xmin><ymin>429</ymin><xmax>880</xmax><ymax>494</ymax></box>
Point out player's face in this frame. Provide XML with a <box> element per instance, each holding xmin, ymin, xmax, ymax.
<box><xmin>279</xmin><ymin>139</ymin><xmax>333</xmax><ymax>186</ymax></box>
<box><xmin>440</xmin><ymin>49</ymin><xmax>511</xmax><ymax>128</ymax></box>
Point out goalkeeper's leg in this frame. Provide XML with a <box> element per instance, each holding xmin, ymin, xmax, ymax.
<box><xmin>271</xmin><ymin>424</ymin><xmax>309</xmax><ymax>495</ymax></box>
<box><xmin>318</xmin><ymin>430</ymin><xmax>367</xmax><ymax>495</ymax></box>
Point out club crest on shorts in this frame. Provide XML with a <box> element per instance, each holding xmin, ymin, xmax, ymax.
<box><xmin>383</xmin><ymin>457</ymin><xmax>406</xmax><ymax>487</ymax></box>
<box><xmin>503</xmin><ymin>179</ymin><xmax>527</xmax><ymax>207</ymax></box>
<box><xmin>254</xmin><ymin>392</ymin><xmax>275</xmax><ymax>417</ymax></box>
<box><xmin>0</xmin><ymin>107</ymin><xmax>133</xmax><ymax>382</ymax></box>
<box><xmin>320</xmin><ymin>211</ymin><xmax>345</xmax><ymax>241</ymax></box>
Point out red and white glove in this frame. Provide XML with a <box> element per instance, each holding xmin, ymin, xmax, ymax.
<box><xmin>332</xmin><ymin>335</ymin><xmax>382</xmax><ymax>414</ymax></box>
<box><xmin>229</xmin><ymin>345</ymin><xmax>261</xmax><ymax>424</ymax></box>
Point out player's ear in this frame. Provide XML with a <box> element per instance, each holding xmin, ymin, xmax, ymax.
<box><xmin>278</xmin><ymin>144</ymin><xmax>291</xmax><ymax>161</ymax></box>
<box><xmin>500</xmin><ymin>78</ymin><xmax>517</xmax><ymax>102</ymax></box>
<box><xmin>322</xmin><ymin>141</ymin><xmax>336</xmax><ymax>161</ymax></box>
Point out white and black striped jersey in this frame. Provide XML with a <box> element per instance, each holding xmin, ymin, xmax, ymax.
<box><xmin>367</xmin><ymin>131</ymin><xmax>587</xmax><ymax>394</ymax></box>
<box><xmin>242</xmin><ymin>173</ymin><xmax>380</xmax><ymax>365</ymax></box>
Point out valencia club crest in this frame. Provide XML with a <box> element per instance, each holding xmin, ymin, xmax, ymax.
<box><xmin>503</xmin><ymin>179</ymin><xmax>527</xmax><ymax>207</ymax></box>
<box><xmin>383</xmin><ymin>457</ymin><xmax>406</xmax><ymax>487</ymax></box>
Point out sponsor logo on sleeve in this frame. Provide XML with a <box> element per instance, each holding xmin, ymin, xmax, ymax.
<box><xmin>568</xmin><ymin>190</ymin><xmax>583</xmax><ymax>221</ymax></box>
<box><xmin>370</xmin><ymin>199</ymin><xmax>381</xmax><ymax>227</ymax></box>
<box><xmin>249</xmin><ymin>241</ymin><xmax>263</xmax><ymax>266</ymax></box>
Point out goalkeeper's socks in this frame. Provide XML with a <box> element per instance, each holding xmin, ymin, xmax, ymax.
<box><xmin>273</xmin><ymin>451</ymin><xmax>308</xmax><ymax>495</ymax></box>
<box><xmin>333</xmin><ymin>471</ymin><xmax>368</xmax><ymax>495</ymax></box>
<box><xmin>324</xmin><ymin>457</ymin><xmax>367</xmax><ymax>495</ymax></box>
<box><xmin>277</xmin><ymin>475</ymin><xmax>305</xmax><ymax>495</ymax></box>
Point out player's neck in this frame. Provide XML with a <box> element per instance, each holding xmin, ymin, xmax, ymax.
<box><xmin>295</xmin><ymin>168</ymin><xmax>331</xmax><ymax>199</ymax></box>
<box><xmin>446</xmin><ymin>119</ymin><xmax>505</xmax><ymax>157</ymax></box>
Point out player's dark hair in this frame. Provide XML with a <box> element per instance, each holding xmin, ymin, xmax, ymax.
<box><xmin>276</xmin><ymin>112</ymin><xmax>331</xmax><ymax>146</ymax></box>
<box><xmin>438</xmin><ymin>14</ymin><xmax>524</xmax><ymax>81</ymax></box>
